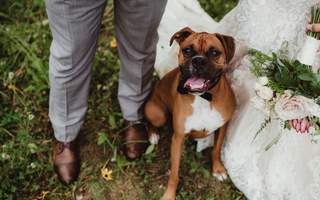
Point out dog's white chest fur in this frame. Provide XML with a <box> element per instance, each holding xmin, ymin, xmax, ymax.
<box><xmin>184</xmin><ymin>95</ymin><xmax>224</xmax><ymax>135</ymax></box>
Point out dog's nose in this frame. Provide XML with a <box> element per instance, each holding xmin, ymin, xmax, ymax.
<box><xmin>192</xmin><ymin>57</ymin><xmax>207</xmax><ymax>69</ymax></box>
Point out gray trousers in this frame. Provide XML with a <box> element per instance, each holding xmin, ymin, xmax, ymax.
<box><xmin>45</xmin><ymin>0</ymin><xmax>167</xmax><ymax>142</ymax></box>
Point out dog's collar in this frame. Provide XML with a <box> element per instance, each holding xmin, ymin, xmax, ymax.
<box><xmin>177</xmin><ymin>69</ymin><xmax>223</xmax><ymax>101</ymax></box>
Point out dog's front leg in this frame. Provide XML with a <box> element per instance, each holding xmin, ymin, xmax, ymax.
<box><xmin>163</xmin><ymin>133</ymin><xmax>185</xmax><ymax>200</ymax></box>
<box><xmin>212</xmin><ymin>122</ymin><xmax>228</xmax><ymax>181</ymax></box>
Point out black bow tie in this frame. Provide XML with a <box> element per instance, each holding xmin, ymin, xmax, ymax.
<box><xmin>177</xmin><ymin>69</ymin><xmax>223</xmax><ymax>101</ymax></box>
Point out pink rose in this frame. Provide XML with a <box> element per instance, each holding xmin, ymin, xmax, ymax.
<box><xmin>275</xmin><ymin>90</ymin><xmax>314</xmax><ymax>120</ymax></box>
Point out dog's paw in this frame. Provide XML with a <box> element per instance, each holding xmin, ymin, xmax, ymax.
<box><xmin>149</xmin><ymin>133</ymin><xmax>160</xmax><ymax>145</ymax></box>
<box><xmin>212</xmin><ymin>172</ymin><xmax>228</xmax><ymax>181</ymax></box>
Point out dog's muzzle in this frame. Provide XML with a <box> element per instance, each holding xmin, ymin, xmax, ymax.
<box><xmin>177</xmin><ymin>68</ymin><xmax>223</xmax><ymax>101</ymax></box>
<box><xmin>182</xmin><ymin>56</ymin><xmax>214</xmax><ymax>94</ymax></box>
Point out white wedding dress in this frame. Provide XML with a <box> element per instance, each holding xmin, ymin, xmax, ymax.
<box><xmin>155</xmin><ymin>0</ymin><xmax>320</xmax><ymax>199</ymax></box>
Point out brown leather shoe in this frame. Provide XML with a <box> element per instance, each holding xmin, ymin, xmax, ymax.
<box><xmin>53</xmin><ymin>139</ymin><xmax>80</xmax><ymax>185</ymax></box>
<box><xmin>123</xmin><ymin>120</ymin><xmax>149</xmax><ymax>161</ymax></box>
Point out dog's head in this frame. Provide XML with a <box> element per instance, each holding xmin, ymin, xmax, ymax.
<box><xmin>170</xmin><ymin>27</ymin><xmax>236</xmax><ymax>94</ymax></box>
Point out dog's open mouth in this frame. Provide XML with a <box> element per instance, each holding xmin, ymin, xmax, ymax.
<box><xmin>183</xmin><ymin>75</ymin><xmax>211</xmax><ymax>93</ymax></box>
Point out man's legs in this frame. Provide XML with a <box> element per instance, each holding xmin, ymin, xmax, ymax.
<box><xmin>114</xmin><ymin>0</ymin><xmax>167</xmax><ymax>160</ymax></box>
<box><xmin>45</xmin><ymin>0</ymin><xmax>107</xmax><ymax>185</ymax></box>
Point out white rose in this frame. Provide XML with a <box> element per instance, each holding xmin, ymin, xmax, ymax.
<box><xmin>253</xmin><ymin>82</ymin><xmax>262</xmax><ymax>91</ymax></box>
<box><xmin>309</xmin><ymin>104</ymin><xmax>320</xmax><ymax>118</ymax></box>
<box><xmin>257</xmin><ymin>86</ymin><xmax>273</xmax><ymax>101</ymax></box>
<box><xmin>251</xmin><ymin>96</ymin><xmax>274</xmax><ymax>117</ymax></box>
<box><xmin>258</xmin><ymin>76</ymin><xmax>268</xmax><ymax>86</ymax></box>
<box><xmin>251</xmin><ymin>96</ymin><xmax>264</xmax><ymax>110</ymax></box>
<box><xmin>275</xmin><ymin>90</ymin><xmax>314</xmax><ymax>120</ymax></box>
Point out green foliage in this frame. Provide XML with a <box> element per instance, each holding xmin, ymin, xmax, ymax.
<box><xmin>251</xmin><ymin>118</ymin><xmax>271</xmax><ymax>144</ymax></box>
<box><xmin>309</xmin><ymin>117</ymin><xmax>319</xmax><ymax>124</ymax></box>
<box><xmin>247</xmin><ymin>42</ymin><xmax>320</xmax><ymax>99</ymax></box>
<box><xmin>265</xmin><ymin>132</ymin><xmax>283</xmax><ymax>151</ymax></box>
<box><xmin>0</xmin><ymin>1</ymin><xmax>54</xmax><ymax>198</ymax></box>
<box><xmin>0</xmin><ymin>112</ymin><xmax>53</xmax><ymax>199</ymax></box>
<box><xmin>198</xmin><ymin>0</ymin><xmax>238</xmax><ymax>21</ymax></box>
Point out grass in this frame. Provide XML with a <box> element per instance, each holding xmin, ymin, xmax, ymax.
<box><xmin>0</xmin><ymin>0</ymin><xmax>245</xmax><ymax>199</ymax></box>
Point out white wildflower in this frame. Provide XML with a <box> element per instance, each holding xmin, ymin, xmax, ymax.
<box><xmin>111</xmin><ymin>157</ymin><xmax>116</xmax><ymax>162</ymax></box>
<box><xmin>28</xmin><ymin>114</ymin><xmax>35</xmax><ymax>120</ymax></box>
<box><xmin>30</xmin><ymin>163</ymin><xmax>36</xmax><ymax>169</ymax></box>
<box><xmin>2</xmin><ymin>153</ymin><xmax>5</xmax><ymax>159</ymax></box>
<box><xmin>28</xmin><ymin>143</ymin><xmax>37</xmax><ymax>154</ymax></box>
<box><xmin>8</xmin><ymin>72</ymin><xmax>14</xmax><ymax>79</ymax></box>
<box><xmin>42</xmin><ymin>19</ymin><xmax>49</xmax><ymax>26</ymax></box>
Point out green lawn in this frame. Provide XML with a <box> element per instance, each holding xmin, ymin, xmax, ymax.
<box><xmin>0</xmin><ymin>0</ymin><xmax>245</xmax><ymax>199</ymax></box>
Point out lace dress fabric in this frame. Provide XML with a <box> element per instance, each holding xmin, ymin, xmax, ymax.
<box><xmin>156</xmin><ymin>0</ymin><xmax>320</xmax><ymax>199</ymax></box>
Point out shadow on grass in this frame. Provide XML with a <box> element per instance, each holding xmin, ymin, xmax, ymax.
<box><xmin>74</xmin><ymin>118</ymin><xmax>246</xmax><ymax>200</ymax></box>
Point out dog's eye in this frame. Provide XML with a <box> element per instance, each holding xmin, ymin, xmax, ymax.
<box><xmin>210</xmin><ymin>51</ymin><xmax>220</xmax><ymax>57</ymax></box>
<box><xmin>183</xmin><ymin>48</ymin><xmax>192</xmax><ymax>55</ymax></box>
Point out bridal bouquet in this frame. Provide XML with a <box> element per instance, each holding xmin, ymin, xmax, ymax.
<box><xmin>249</xmin><ymin>7</ymin><xmax>320</xmax><ymax>150</ymax></box>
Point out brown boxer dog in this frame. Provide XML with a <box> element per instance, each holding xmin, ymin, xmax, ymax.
<box><xmin>144</xmin><ymin>27</ymin><xmax>236</xmax><ymax>200</ymax></box>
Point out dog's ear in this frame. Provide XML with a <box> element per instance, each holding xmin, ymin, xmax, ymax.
<box><xmin>215</xmin><ymin>33</ymin><xmax>236</xmax><ymax>65</ymax></box>
<box><xmin>170</xmin><ymin>27</ymin><xmax>195</xmax><ymax>46</ymax></box>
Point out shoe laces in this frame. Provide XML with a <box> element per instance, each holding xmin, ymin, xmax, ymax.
<box><xmin>56</xmin><ymin>141</ymin><xmax>74</xmax><ymax>155</ymax></box>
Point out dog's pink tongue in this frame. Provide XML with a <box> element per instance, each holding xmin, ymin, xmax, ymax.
<box><xmin>184</xmin><ymin>76</ymin><xmax>205</xmax><ymax>89</ymax></box>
